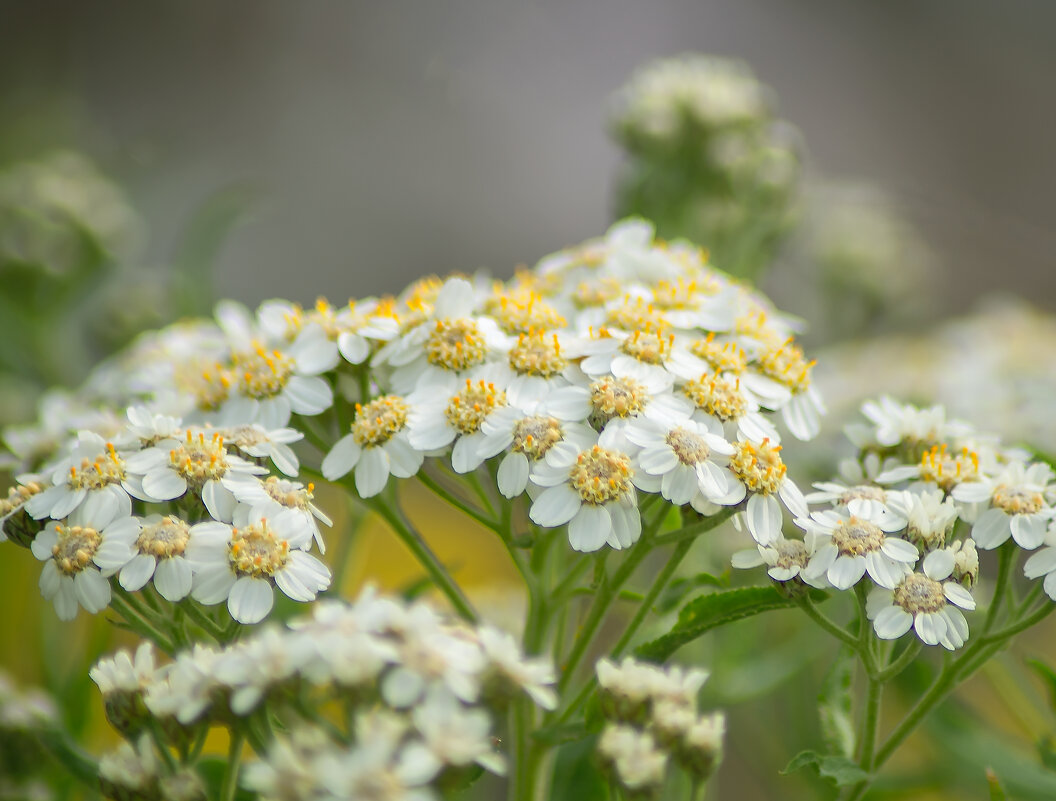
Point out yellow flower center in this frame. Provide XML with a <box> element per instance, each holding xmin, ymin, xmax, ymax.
<box><xmin>620</xmin><ymin>329</ymin><xmax>673</xmax><ymax>365</ymax></box>
<box><xmin>508</xmin><ymin>333</ymin><xmax>566</xmax><ymax>377</ymax></box>
<box><xmin>234</xmin><ymin>345</ymin><xmax>295</xmax><ymax>399</ymax></box>
<box><xmin>682</xmin><ymin>373</ymin><xmax>747</xmax><ymax>422</ymax></box>
<box><xmin>666</xmin><ymin>427</ymin><xmax>711</xmax><ymax>466</ymax></box>
<box><xmin>838</xmin><ymin>485</ymin><xmax>887</xmax><ymax>506</ymax></box>
<box><xmin>169</xmin><ymin>431</ymin><xmax>229</xmax><ymax>488</ymax></box>
<box><xmin>728</xmin><ymin>439</ymin><xmax>786</xmax><ymax>495</ymax></box>
<box><xmin>486</xmin><ymin>289</ymin><xmax>565</xmax><ymax>334</ymax></box>
<box><xmin>572</xmin><ymin>277</ymin><xmax>622</xmax><ymax>308</ymax></box>
<box><xmin>511</xmin><ymin>416</ymin><xmax>564</xmax><ymax>460</ymax></box>
<box><xmin>652</xmin><ymin>276</ymin><xmax>719</xmax><ymax>309</ymax></box>
<box><xmin>67</xmin><ymin>443</ymin><xmax>126</xmax><ymax>491</ymax></box>
<box><xmin>425</xmin><ymin>319</ymin><xmax>488</xmax><ymax>371</ymax></box>
<box><xmin>992</xmin><ymin>485</ymin><xmax>1044</xmax><ymax>516</ymax></box>
<box><xmin>772</xmin><ymin>539</ymin><xmax>810</xmax><ymax>573</ymax></box>
<box><xmin>919</xmin><ymin>445</ymin><xmax>980</xmax><ymax>492</ymax></box>
<box><xmin>0</xmin><ymin>482</ymin><xmax>43</xmax><ymax>516</ymax></box>
<box><xmin>757</xmin><ymin>339</ymin><xmax>813</xmax><ymax>393</ymax></box>
<box><xmin>606</xmin><ymin>296</ymin><xmax>668</xmax><ymax>332</ymax></box>
<box><xmin>569</xmin><ymin>446</ymin><xmax>633</xmax><ymax>504</ymax></box>
<box><xmin>444</xmin><ymin>380</ymin><xmax>507</xmax><ymax>435</ymax></box>
<box><xmin>262</xmin><ymin>476</ymin><xmax>315</xmax><ymax>511</ymax></box>
<box><xmin>52</xmin><ymin>524</ymin><xmax>102</xmax><ymax>576</ymax></box>
<box><xmin>183</xmin><ymin>362</ymin><xmax>232</xmax><ymax>411</ymax></box>
<box><xmin>590</xmin><ymin>376</ymin><xmax>648</xmax><ymax>422</ymax></box>
<box><xmin>136</xmin><ymin>516</ymin><xmax>190</xmax><ymax>559</ymax></box>
<box><xmin>830</xmin><ymin>517</ymin><xmax>885</xmax><ymax>556</ymax></box>
<box><xmin>228</xmin><ymin>520</ymin><xmax>290</xmax><ymax>578</ymax></box>
<box><xmin>352</xmin><ymin>395</ymin><xmax>410</xmax><ymax>447</ymax></box>
<box><xmin>894</xmin><ymin>573</ymin><xmax>946</xmax><ymax>615</ymax></box>
<box><xmin>689</xmin><ymin>334</ymin><xmax>747</xmax><ymax>374</ymax></box>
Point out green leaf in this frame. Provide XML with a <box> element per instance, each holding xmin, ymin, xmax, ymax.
<box><xmin>987</xmin><ymin>768</ymin><xmax>1010</xmax><ymax>800</ymax></box>
<box><xmin>818</xmin><ymin>645</ymin><xmax>856</xmax><ymax>758</ymax></box>
<box><xmin>782</xmin><ymin>750</ymin><xmax>870</xmax><ymax>787</ymax></box>
<box><xmin>634</xmin><ymin>586</ymin><xmax>821</xmax><ymax>663</ymax></box>
<box><xmin>531</xmin><ymin>722</ymin><xmax>591</xmax><ymax>746</ymax></box>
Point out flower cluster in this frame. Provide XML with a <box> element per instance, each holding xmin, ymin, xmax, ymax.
<box><xmin>734</xmin><ymin>396</ymin><xmax>1056</xmax><ymax>650</ymax></box>
<box><xmin>3</xmin><ymin>408</ymin><xmax>330</xmax><ymax>623</ymax></box>
<box><xmin>91</xmin><ymin>589</ymin><xmax>557</xmax><ymax>801</ymax></box>
<box><xmin>595</xmin><ymin>657</ymin><xmax>724</xmax><ymax>796</ymax></box>
<box><xmin>4</xmin><ymin>219</ymin><xmax>823</xmax><ymax>578</ymax></box>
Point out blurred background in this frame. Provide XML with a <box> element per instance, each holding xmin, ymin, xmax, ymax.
<box><xmin>2</xmin><ymin>1</ymin><xmax>1056</xmax><ymax>799</ymax></box>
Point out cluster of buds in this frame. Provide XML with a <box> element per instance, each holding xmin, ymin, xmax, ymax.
<box><xmin>595</xmin><ymin>657</ymin><xmax>724</xmax><ymax>795</ymax></box>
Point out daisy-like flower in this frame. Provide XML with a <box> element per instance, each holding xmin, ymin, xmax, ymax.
<box><xmin>624</xmin><ymin>417</ymin><xmax>734</xmax><ymax>506</ymax></box>
<box><xmin>185</xmin><ymin>510</ymin><xmax>330</xmax><ymax>624</ymax></box>
<box><xmin>579</xmin><ymin>326</ymin><xmax>688</xmax><ymax>389</ymax></box>
<box><xmin>90</xmin><ymin>641</ymin><xmax>158</xmax><ymax>698</ymax></box>
<box><xmin>487</xmin><ymin>330</ymin><xmax>577</xmax><ymax>408</ymax></box>
<box><xmin>93</xmin><ymin>514</ymin><xmax>193</xmax><ymax>602</ymax></box>
<box><xmin>125</xmin><ymin>428</ymin><xmax>266</xmax><ymax>521</ymax></box>
<box><xmin>731</xmin><ymin>533</ymin><xmax>828</xmax><ymax>588</ymax></box>
<box><xmin>971</xmin><ymin>461</ymin><xmax>1054</xmax><ymax>551</ymax></box>
<box><xmin>724</xmin><ymin>438</ymin><xmax>809</xmax><ymax>545</ymax></box>
<box><xmin>681</xmin><ymin>370</ymin><xmax>780</xmax><ymax>444</ymax></box>
<box><xmin>597</xmin><ymin>724</ymin><xmax>668</xmax><ymax>793</ymax></box>
<box><xmin>31</xmin><ymin>502</ymin><xmax>138</xmax><ymax>620</ymax></box>
<box><xmin>409</xmin><ymin>687</ymin><xmax>507</xmax><ymax>776</ymax></box>
<box><xmin>407</xmin><ymin>379</ymin><xmax>507</xmax><ymax>474</ymax></box>
<box><xmin>848</xmin><ymin>396</ymin><xmax>972</xmax><ymax>451</ymax></box>
<box><xmin>799</xmin><ymin>505</ymin><xmax>916</xmax><ymax>590</ymax></box>
<box><xmin>528</xmin><ymin>434</ymin><xmax>642</xmax><ymax>552</ymax></box>
<box><xmin>876</xmin><ymin>443</ymin><xmax>987</xmax><ymax>503</ymax></box>
<box><xmin>743</xmin><ymin>338</ymin><xmax>825</xmax><ymax>441</ymax></box>
<box><xmin>25</xmin><ymin>432</ymin><xmax>139</xmax><ymax>522</ymax></box>
<box><xmin>227</xmin><ymin>474</ymin><xmax>332</xmax><ymax>553</ymax></box>
<box><xmin>478</xmin><ymin>626</ymin><xmax>558</xmax><ymax>710</ymax></box>
<box><xmin>323</xmin><ymin>394</ymin><xmax>423</xmax><ymax>497</ymax></box>
<box><xmin>0</xmin><ymin>478</ymin><xmax>45</xmax><ymax>541</ymax></box>
<box><xmin>220</xmin><ymin>423</ymin><xmax>304</xmax><ymax>477</ymax></box>
<box><xmin>378</xmin><ymin>277</ymin><xmax>510</xmax><ymax>396</ymax></box>
<box><xmin>867</xmin><ymin>549</ymin><xmax>976</xmax><ymax>649</ymax></box>
<box><xmin>886</xmin><ymin>488</ymin><xmax>958</xmax><ymax>550</ymax></box>
<box><xmin>219</xmin><ymin>327</ymin><xmax>337</xmax><ymax>429</ymax></box>
<box><xmin>477</xmin><ymin>408</ymin><xmax>595</xmax><ymax>499</ymax></box>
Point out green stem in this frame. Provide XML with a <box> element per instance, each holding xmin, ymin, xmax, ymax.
<box><xmin>110</xmin><ymin>590</ymin><xmax>175</xmax><ymax>653</ymax></box>
<box><xmin>417</xmin><ymin>469</ymin><xmax>499</xmax><ymax>531</ymax></box>
<box><xmin>984</xmin><ymin>543</ymin><xmax>1016</xmax><ymax>634</ymax></box>
<box><xmin>651</xmin><ymin>507</ymin><xmax>736</xmax><ymax>546</ymax></box>
<box><xmin>872</xmin><ymin>640</ymin><xmax>921</xmax><ymax>683</ymax></box>
<box><xmin>36</xmin><ymin>728</ymin><xmax>99</xmax><ymax>789</ymax></box>
<box><xmin>221</xmin><ymin>730</ymin><xmax>244</xmax><ymax>801</ymax></box>
<box><xmin>797</xmin><ymin>595</ymin><xmax>860</xmax><ymax>649</ymax></box>
<box><xmin>179</xmin><ymin>598</ymin><xmax>230</xmax><ymax>643</ymax></box>
<box><xmin>364</xmin><ymin>492</ymin><xmax>478</xmax><ymax>623</ymax></box>
<box><xmin>611</xmin><ymin>537</ymin><xmax>695</xmax><ymax>659</ymax></box>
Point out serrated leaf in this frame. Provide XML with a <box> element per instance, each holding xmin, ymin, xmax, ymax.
<box><xmin>818</xmin><ymin>645</ymin><xmax>856</xmax><ymax>758</ymax></box>
<box><xmin>634</xmin><ymin>586</ymin><xmax>822</xmax><ymax>663</ymax></box>
<box><xmin>782</xmin><ymin>750</ymin><xmax>870</xmax><ymax>787</ymax></box>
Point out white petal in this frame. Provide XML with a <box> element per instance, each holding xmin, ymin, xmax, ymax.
<box><xmin>383</xmin><ymin>435</ymin><xmax>423</xmax><ymax>478</ymax></box>
<box><xmin>661</xmin><ymin>465</ymin><xmax>699</xmax><ymax>506</ymax></box>
<box><xmin>567</xmin><ymin>505</ymin><xmax>611</xmax><ymax>553</ymax></box>
<box><xmin>880</xmin><ymin>537</ymin><xmax>920</xmax><ymax>564</ymax></box>
<box><xmin>943</xmin><ymin>582</ymin><xmax>976</xmax><ymax>611</ymax></box>
<box><xmin>746</xmin><ymin>494</ymin><xmax>782</xmax><ymax>546</ymax></box>
<box><xmin>971</xmin><ymin>509</ymin><xmax>1012</xmax><ymax>550</ymax></box>
<box><xmin>73</xmin><ymin>570</ymin><xmax>111</xmax><ymax>614</ymax></box>
<box><xmin>497</xmin><ymin>452</ymin><xmax>530</xmax><ymax>499</ymax></box>
<box><xmin>322</xmin><ymin>434</ymin><xmax>362</xmax><ymax>481</ymax></box>
<box><xmin>1024</xmin><ymin>547</ymin><xmax>1056</xmax><ymax>579</ymax></box>
<box><xmin>154</xmin><ymin>558</ymin><xmax>193</xmax><ymax>601</ymax></box>
<box><xmin>202</xmin><ymin>481</ymin><xmax>237</xmax><ymax>523</ymax></box>
<box><xmin>530</xmin><ymin>484</ymin><xmax>582</xmax><ymax>528</ymax></box>
<box><xmin>119</xmin><ymin>555</ymin><xmax>157</xmax><ymax>592</ymax></box>
<box><xmin>914</xmin><ymin>612</ymin><xmax>947</xmax><ymax>646</ymax></box>
<box><xmin>828</xmin><ymin>555</ymin><xmax>867</xmax><ymax>590</ymax></box>
<box><xmin>354</xmin><ymin>447</ymin><xmax>391</xmax><ymax>498</ymax></box>
<box><xmin>142</xmin><ymin>469</ymin><xmax>188</xmax><ymax>501</ymax></box>
<box><xmin>1011</xmin><ymin>514</ymin><xmax>1046</xmax><ymax>550</ymax></box>
<box><xmin>228</xmin><ymin>577</ymin><xmax>274</xmax><ymax>624</ymax></box>
<box><xmin>874</xmin><ymin>606</ymin><xmax>913</xmax><ymax>640</ymax></box>
<box><xmin>285</xmin><ymin>376</ymin><xmax>333</xmax><ymax>415</ymax></box>
<box><xmin>922</xmin><ymin>549</ymin><xmax>955</xmax><ymax>581</ymax></box>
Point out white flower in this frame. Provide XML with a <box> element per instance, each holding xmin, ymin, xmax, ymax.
<box><xmin>681</xmin><ymin>370</ymin><xmax>780</xmax><ymax>444</ymax></box>
<box><xmin>1022</xmin><ymin>526</ymin><xmax>1056</xmax><ymax>600</ymax></box>
<box><xmin>90</xmin><ymin>642</ymin><xmax>158</xmax><ymax>696</ymax></box>
<box><xmin>323</xmin><ymin>394</ymin><xmax>423</xmax><ymax>496</ymax></box>
<box><xmin>725</xmin><ymin>438</ymin><xmax>809</xmax><ymax>545</ymax></box>
<box><xmin>213</xmin><ymin>626</ymin><xmax>317</xmax><ymax>715</ymax></box>
<box><xmin>624</xmin><ymin>417</ymin><xmax>734</xmax><ymax>506</ymax></box>
<box><xmin>409</xmin><ymin>687</ymin><xmax>506</xmax><ymax>776</ymax></box>
<box><xmin>25</xmin><ymin>432</ymin><xmax>138</xmax><ymax>522</ymax></box>
<box><xmin>484</xmin><ymin>330</ymin><xmax>578</xmax><ymax>408</ymax></box>
<box><xmin>597</xmin><ymin>724</ymin><xmax>667</xmax><ymax>792</ymax></box>
<box><xmin>478</xmin><ymin>626</ymin><xmax>558</xmax><ymax>710</ymax></box>
<box><xmin>92</xmin><ymin>514</ymin><xmax>193</xmax><ymax>601</ymax></box>
<box><xmin>529</xmin><ymin>434</ymin><xmax>642</xmax><ymax>552</ymax></box>
<box><xmin>848</xmin><ymin>396</ymin><xmax>972</xmax><ymax>450</ymax></box>
<box><xmin>731</xmin><ymin>534</ymin><xmax>827</xmax><ymax>587</ymax></box>
<box><xmin>220</xmin><ymin>423</ymin><xmax>304</xmax><ymax>477</ymax></box>
<box><xmin>867</xmin><ymin>549</ymin><xmax>976</xmax><ymax>649</ymax></box>
<box><xmin>99</xmin><ymin>735</ymin><xmax>158</xmax><ymax>793</ymax></box>
<box><xmin>31</xmin><ymin>502</ymin><xmax>138</xmax><ymax>620</ymax></box>
<box><xmin>185</xmin><ymin>511</ymin><xmax>330</xmax><ymax>624</ymax></box>
<box><xmin>971</xmin><ymin>462</ymin><xmax>1054</xmax><ymax>551</ymax></box>
<box><xmin>477</xmin><ymin>408</ymin><xmax>595</xmax><ymax>499</ymax></box>
<box><xmin>887</xmin><ymin>488</ymin><xmax>958</xmax><ymax>550</ymax></box>
<box><xmin>407</xmin><ymin>380</ymin><xmax>507</xmax><ymax>475</ymax></box>
<box><xmin>143</xmin><ymin>644</ymin><xmax>222</xmax><ymax>725</ymax></box>
<box><xmin>227</xmin><ymin>474</ymin><xmax>332</xmax><ymax>553</ymax></box>
<box><xmin>800</xmin><ymin>506</ymin><xmax>916</xmax><ymax>590</ymax></box>
<box><xmin>124</xmin><ymin>428</ymin><xmax>266</xmax><ymax>521</ymax></box>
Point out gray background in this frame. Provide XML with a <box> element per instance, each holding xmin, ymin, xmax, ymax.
<box><xmin>2</xmin><ymin>0</ymin><xmax>1054</xmax><ymax>309</ymax></box>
